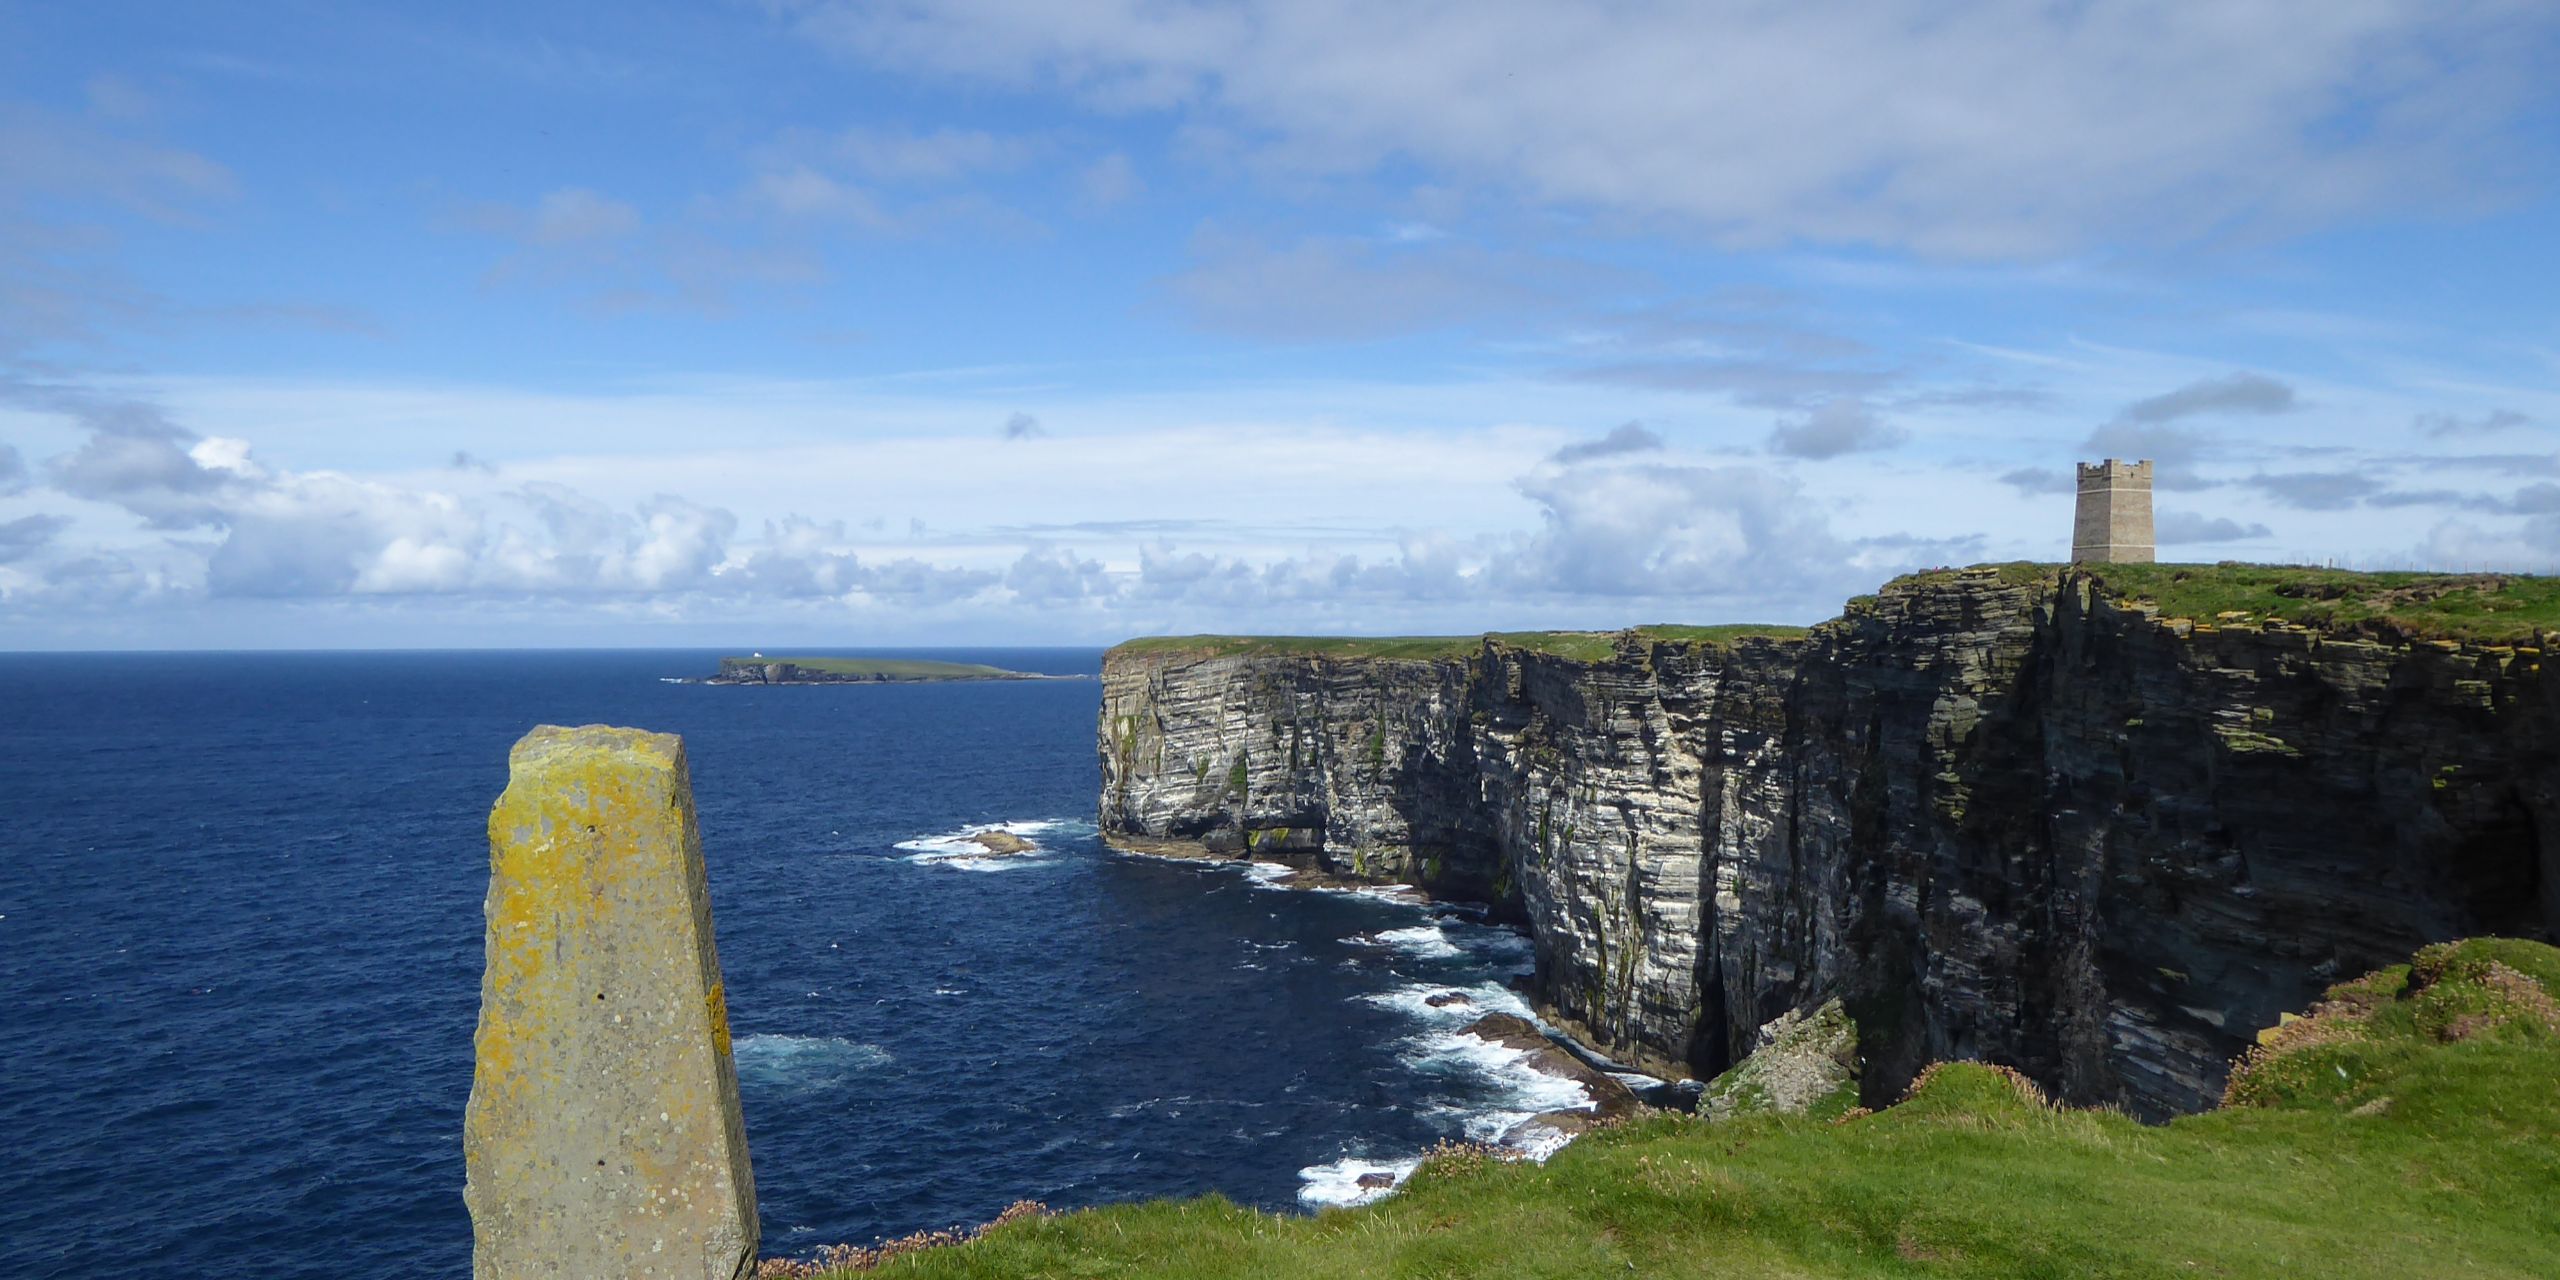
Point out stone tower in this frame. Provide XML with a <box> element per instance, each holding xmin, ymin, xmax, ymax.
<box><xmin>2071</xmin><ymin>459</ymin><xmax>2154</xmax><ymax>563</ymax></box>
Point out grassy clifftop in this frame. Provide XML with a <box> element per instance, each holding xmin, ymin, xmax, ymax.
<box><xmin>1108</xmin><ymin>624</ymin><xmax>1811</xmax><ymax>664</ymax></box>
<box><xmin>769</xmin><ymin>937</ymin><xmax>2560</xmax><ymax>1279</ymax></box>
<box><xmin>2076</xmin><ymin>563</ymin><xmax>2560</xmax><ymax>643</ymax></box>
<box><xmin>1110</xmin><ymin>565</ymin><xmax>2558</xmax><ymax>667</ymax></box>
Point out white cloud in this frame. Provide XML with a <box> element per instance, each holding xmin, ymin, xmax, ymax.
<box><xmin>749</xmin><ymin>166</ymin><xmax>893</xmax><ymax>227</ymax></box>
<box><xmin>2156</xmin><ymin>510</ymin><xmax>2272</xmax><ymax>544</ymax></box>
<box><xmin>1548</xmin><ymin>421</ymin><xmax>1661</xmax><ymax>465</ymax></box>
<box><xmin>779</xmin><ymin>124</ymin><xmax>1036</xmax><ymax>184</ymax></box>
<box><xmin>1166</xmin><ymin>225</ymin><xmax>1606</xmax><ymax>340</ymax></box>
<box><xmin>772</xmin><ymin>0</ymin><xmax>2555</xmax><ymax>256</ymax></box>
<box><xmin>1504</xmin><ymin>462</ymin><xmax>1851</xmax><ymax>599</ymax></box>
<box><xmin>1767</xmin><ymin>400</ymin><xmax>1906</xmax><ymax>459</ymax></box>
<box><xmin>1075</xmin><ymin>151</ymin><xmax>1141</xmax><ymax>209</ymax></box>
<box><xmin>2416</xmin><ymin>408</ymin><xmax>2532</xmax><ymax>438</ymax></box>
<box><xmin>526</xmin><ymin>187</ymin><xmax>641</xmax><ymax>245</ymax></box>
<box><xmin>2112</xmin><ymin>372</ymin><xmax>2297</xmax><ymax>425</ymax></box>
<box><xmin>0</xmin><ymin>100</ymin><xmax>234</xmax><ymax>220</ymax></box>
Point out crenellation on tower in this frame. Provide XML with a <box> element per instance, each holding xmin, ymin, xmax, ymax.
<box><xmin>2071</xmin><ymin>457</ymin><xmax>2154</xmax><ymax>563</ymax></box>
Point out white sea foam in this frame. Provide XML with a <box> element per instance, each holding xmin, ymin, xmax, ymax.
<box><xmin>1346</xmin><ymin>883</ymin><xmax>1425</xmax><ymax>905</ymax></box>
<box><xmin>732</xmin><ymin>1034</ymin><xmax>893</xmax><ymax>1091</ymax></box>
<box><xmin>1408</xmin><ymin>1031</ymin><xmax>1596</xmax><ymax>1120</ymax></box>
<box><xmin>1297</xmin><ymin>1155</ymin><xmax>1424</xmax><ymax>1208</ymax></box>
<box><xmin>1355</xmin><ymin>979</ymin><xmax>1625</xmax><ymax>1167</ymax></box>
<box><xmin>1359</xmin><ymin>980</ymin><xmax>1534</xmax><ymax>1025</ymax></box>
<box><xmin>1361</xmin><ymin>923</ymin><xmax>1462</xmax><ymax>959</ymax></box>
<box><xmin>1242</xmin><ymin>861</ymin><xmax>1297</xmax><ymax>886</ymax></box>
<box><xmin>897</xmin><ymin>819</ymin><xmax>1062</xmax><ymax>871</ymax></box>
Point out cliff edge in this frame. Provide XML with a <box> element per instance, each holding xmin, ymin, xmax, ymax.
<box><xmin>1097</xmin><ymin>563</ymin><xmax>2559</xmax><ymax>1117</ymax></box>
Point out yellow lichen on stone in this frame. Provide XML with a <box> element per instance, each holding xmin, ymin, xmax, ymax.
<box><xmin>463</xmin><ymin>724</ymin><xmax>758</xmax><ymax>1280</ymax></box>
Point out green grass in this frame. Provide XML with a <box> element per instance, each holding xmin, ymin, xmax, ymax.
<box><xmin>723</xmin><ymin>656</ymin><xmax>1029</xmax><ymax>680</ymax></box>
<box><xmin>1108</xmin><ymin>625</ymin><xmax>1809</xmax><ymax>664</ymax></box>
<box><xmin>780</xmin><ymin>938</ymin><xmax>2560</xmax><ymax>1279</ymax></box>
<box><xmin>1110</xmin><ymin>563</ymin><xmax>2559</xmax><ymax>666</ymax></box>
<box><xmin>2076</xmin><ymin>563</ymin><xmax>2560</xmax><ymax>643</ymax></box>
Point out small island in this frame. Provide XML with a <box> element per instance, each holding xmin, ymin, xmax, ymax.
<box><xmin>703</xmin><ymin>656</ymin><xmax>1077</xmax><ymax>685</ymax></box>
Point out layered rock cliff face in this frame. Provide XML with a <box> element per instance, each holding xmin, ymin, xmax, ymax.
<box><xmin>1098</xmin><ymin>567</ymin><xmax>2559</xmax><ymax>1118</ymax></box>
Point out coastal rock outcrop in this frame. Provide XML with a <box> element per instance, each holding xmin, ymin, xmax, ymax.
<box><xmin>1098</xmin><ymin>566</ymin><xmax>2559</xmax><ymax>1118</ymax></box>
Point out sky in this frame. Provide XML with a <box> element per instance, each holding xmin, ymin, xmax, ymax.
<box><xmin>3</xmin><ymin>1</ymin><xmax>2557</xmax><ymax>649</ymax></box>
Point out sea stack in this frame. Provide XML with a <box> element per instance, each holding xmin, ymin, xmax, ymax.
<box><xmin>463</xmin><ymin>725</ymin><xmax>757</xmax><ymax>1280</ymax></box>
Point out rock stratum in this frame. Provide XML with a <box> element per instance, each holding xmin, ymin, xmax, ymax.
<box><xmin>1098</xmin><ymin>565</ymin><xmax>2559</xmax><ymax>1118</ymax></box>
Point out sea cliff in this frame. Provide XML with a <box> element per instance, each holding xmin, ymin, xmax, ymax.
<box><xmin>1098</xmin><ymin>565</ymin><xmax>2559</xmax><ymax>1118</ymax></box>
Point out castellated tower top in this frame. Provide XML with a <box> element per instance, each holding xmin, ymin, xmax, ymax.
<box><xmin>2071</xmin><ymin>458</ymin><xmax>2154</xmax><ymax>563</ymax></box>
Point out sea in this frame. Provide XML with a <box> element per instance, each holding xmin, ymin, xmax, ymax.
<box><xmin>0</xmin><ymin>650</ymin><xmax>1627</xmax><ymax>1278</ymax></box>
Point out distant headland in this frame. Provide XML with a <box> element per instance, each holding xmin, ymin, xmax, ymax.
<box><xmin>696</xmin><ymin>656</ymin><xmax>1083</xmax><ymax>685</ymax></box>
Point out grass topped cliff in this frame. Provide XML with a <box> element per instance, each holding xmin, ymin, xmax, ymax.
<box><xmin>1110</xmin><ymin>565</ymin><xmax>2555</xmax><ymax>668</ymax></box>
<box><xmin>2076</xmin><ymin>562</ymin><xmax>2560</xmax><ymax>643</ymax></box>
<box><xmin>773</xmin><ymin>938</ymin><xmax>2560</xmax><ymax>1279</ymax></box>
<box><xmin>1109</xmin><ymin>624</ymin><xmax>1811</xmax><ymax>663</ymax></box>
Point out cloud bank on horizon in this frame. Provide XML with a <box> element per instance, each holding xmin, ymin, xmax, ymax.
<box><xmin>1</xmin><ymin>1</ymin><xmax>2556</xmax><ymax>647</ymax></box>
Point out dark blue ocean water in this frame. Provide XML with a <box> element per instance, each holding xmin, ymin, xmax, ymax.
<box><xmin>0</xmin><ymin>651</ymin><xmax>1576</xmax><ymax>1278</ymax></box>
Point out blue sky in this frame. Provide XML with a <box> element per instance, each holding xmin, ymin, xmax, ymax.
<box><xmin>3</xmin><ymin>0</ymin><xmax>2557</xmax><ymax>648</ymax></box>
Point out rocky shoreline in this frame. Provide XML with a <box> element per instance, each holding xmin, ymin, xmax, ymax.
<box><xmin>1101</xmin><ymin>834</ymin><xmax>1683</xmax><ymax>1187</ymax></box>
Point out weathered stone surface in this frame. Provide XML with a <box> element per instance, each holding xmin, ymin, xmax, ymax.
<box><xmin>1700</xmin><ymin>999</ymin><xmax>1858</xmax><ymax>1121</ymax></box>
<box><xmin>1099</xmin><ymin>566</ymin><xmax>2559</xmax><ymax>1119</ymax></box>
<box><xmin>465</xmin><ymin>724</ymin><xmax>757</xmax><ymax>1280</ymax></box>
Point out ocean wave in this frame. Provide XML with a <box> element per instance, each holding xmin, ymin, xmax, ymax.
<box><xmin>1297</xmin><ymin>1154</ymin><xmax>1423</xmax><ymax>1208</ymax></box>
<box><xmin>1435</xmin><ymin>918</ymin><xmax>1536</xmax><ymax>970</ymax></box>
<box><xmin>1405</xmin><ymin>1030</ymin><xmax>1596</xmax><ymax>1122</ymax></box>
<box><xmin>1361</xmin><ymin>924</ymin><xmax>1463</xmax><ymax>960</ymax></box>
<box><xmin>732</xmin><ymin>1034</ymin><xmax>893</xmax><ymax>1091</ymax></box>
<box><xmin>1359</xmin><ymin>980</ymin><xmax>1534</xmax><ymax>1026</ymax></box>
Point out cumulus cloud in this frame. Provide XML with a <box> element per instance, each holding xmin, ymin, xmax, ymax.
<box><xmin>1005</xmin><ymin>545</ymin><xmax>1114</xmax><ymax>603</ymax></box>
<box><xmin>2156</xmin><ymin>510</ymin><xmax>2272</xmax><ymax>544</ymax></box>
<box><xmin>1548</xmin><ymin>421</ymin><xmax>1661</xmax><ymax>465</ymax></box>
<box><xmin>1503</xmin><ymin>463</ymin><xmax>1848</xmax><ymax>598</ymax></box>
<box><xmin>2416</xmin><ymin>408</ymin><xmax>2532</xmax><ymax>437</ymax></box>
<box><xmin>1767</xmin><ymin>400</ymin><xmax>1906</xmax><ymax>459</ymax></box>
<box><xmin>771</xmin><ymin>0</ymin><xmax>2551</xmax><ymax>256</ymax></box>
<box><xmin>1003</xmin><ymin>411</ymin><xmax>1045</xmax><ymax>440</ymax></box>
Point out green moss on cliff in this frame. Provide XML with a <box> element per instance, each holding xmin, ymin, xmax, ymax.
<box><xmin>780</xmin><ymin>939</ymin><xmax>2560</xmax><ymax>1280</ymax></box>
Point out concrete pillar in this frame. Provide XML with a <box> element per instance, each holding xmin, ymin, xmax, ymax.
<box><xmin>464</xmin><ymin>725</ymin><xmax>758</xmax><ymax>1280</ymax></box>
